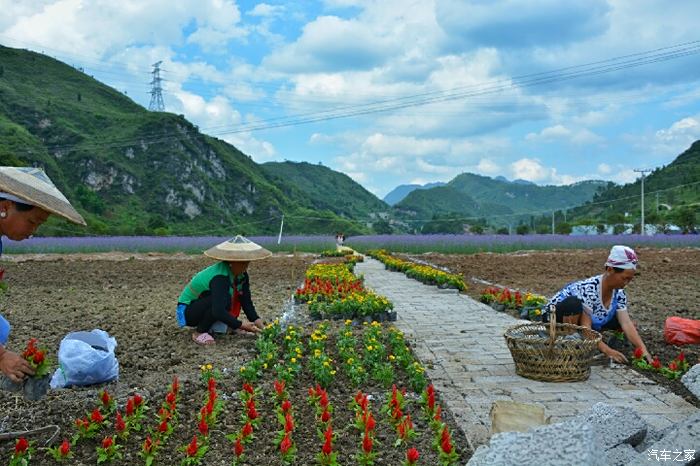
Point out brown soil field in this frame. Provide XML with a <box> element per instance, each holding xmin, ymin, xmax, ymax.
<box><xmin>0</xmin><ymin>253</ymin><xmax>469</xmax><ymax>465</ymax></box>
<box><xmin>404</xmin><ymin>247</ymin><xmax>700</xmax><ymax>408</ymax></box>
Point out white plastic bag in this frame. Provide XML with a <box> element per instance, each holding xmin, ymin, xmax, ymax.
<box><xmin>50</xmin><ymin>329</ymin><xmax>119</xmax><ymax>389</ymax></box>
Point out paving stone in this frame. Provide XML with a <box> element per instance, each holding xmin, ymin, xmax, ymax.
<box><xmin>466</xmin><ymin>421</ymin><xmax>605</xmax><ymax>466</ymax></box>
<box><xmin>626</xmin><ymin>412</ymin><xmax>700</xmax><ymax>465</ymax></box>
<box><xmin>572</xmin><ymin>402</ymin><xmax>647</xmax><ymax>448</ymax></box>
<box><xmin>681</xmin><ymin>364</ymin><xmax>700</xmax><ymax>400</ymax></box>
<box><xmin>604</xmin><ymin>443</ymin><xmax>638</xmax><ymax>466</ymax></box>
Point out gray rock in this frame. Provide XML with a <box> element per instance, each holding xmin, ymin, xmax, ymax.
<box><xmin>572</xmin><ymin>402</ymin><xmax>647</xmax><ymax>448</ymax></box>
<box><xmin>466</xmin><ymin>420</ymin><xmax>606</xmax><ymax>466</ymax></box>
<box><xmin>0</xmin><ymin>374</ymin><xmax>23</xmax><ymax>393</ymax></box>
<box><xmin>605</xmin><ymin>444</ymin><xmax>638</xmax><ymax>466</ymax></box>
<box><xmin>626</xmin><ymin>412</ymin><xmax>700</xmax><ymax>466</ymax></box>
<box><xmin>681</xmin><ymin>364</ymin><xmax>700</xmax><ymax>400</ymax></box>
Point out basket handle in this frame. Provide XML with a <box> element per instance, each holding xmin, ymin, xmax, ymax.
<box><xmin>548</xmin><ymin>304</ymin><xmax>557</xmax><ymax>348</ymax></box>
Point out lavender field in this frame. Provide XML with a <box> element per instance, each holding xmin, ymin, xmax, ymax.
<box><xmin>3</xmin><ymin>233</ymin><xmax>699</xmax><ymax>255</ymax></box>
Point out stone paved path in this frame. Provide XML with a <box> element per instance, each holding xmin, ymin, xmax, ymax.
<box><xmin>355</xmin><ymin>258</ymin><xmax>698</xmax><ymax>449</ymax></box>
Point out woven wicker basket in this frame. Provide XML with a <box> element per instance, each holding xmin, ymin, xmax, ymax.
<box><xmin>504</xmin><ymin>306</ymin><xmax>602</xmax><ymax>382</ymax></box>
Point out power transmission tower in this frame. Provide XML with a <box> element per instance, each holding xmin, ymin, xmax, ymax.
<box><xmin>634</xmin><ymin>168</ymin><xmax>652</xmax><ymax>235</ymax></box>
<box><xmin>148</xmin><ymin>61</ymin><xmax>165</xmax><ymax>111</ymax></box>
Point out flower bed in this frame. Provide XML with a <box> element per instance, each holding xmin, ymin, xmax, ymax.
<box><xmin>6</xmin><ymin>320</ymin><xmax>468</xmax><ymax>465</ymax></box>
<box><xmin>296</xmin><ymin>261</ymin><xmax>394</xmax><ymax>321</ymax></box>
<box><xmin>367</xmin><ymin>250</ymin><xmax>467</xmax><ymax>291</ymax></box>
<box><xmin>479</xmin><ymin>286</ymin><xmax>547</xmax><ymax>320</ymax></box>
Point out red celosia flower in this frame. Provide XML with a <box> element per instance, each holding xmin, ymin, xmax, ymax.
<box><xmin>32</xmin><ymin>350</ymin><xmax>45</xmax><ymax>365</ymax></box>
<box><xmin>115</xmin><ymin>412</ymin><xmax>126</xmax><ymax>432</ymax></box>
<box><xmin>247</xmin><ymin>405</ymin><xmax>258</xmax><ymax>420</ymax></box>
<box><xmin>243</xmin><ymin>383</ymin><xmax>254</xmax><ymax>394</ymax></box>
<box><xmin>158</xmin><ymin>407</ymin><xmax>171</xmax><ymax>421</ymax></box>
<box><xmin>678</xmin><ymin>352</ymin><xmax>685</xmax><ymax>362</ymax></box>
<box><xmin>281</xmin><ymin>399</ymin><xmax>292</xmax><ymax>413</ymax></box>
<box><xmin>441</xmin><ymin>427</ymin><xmax>450</xmax><ymax>444</ymax></box>
<box><xmin>102</xmin><ymin>436</ymin><xmax>113</xmax><ymax>449</ymax></box>
<box><xmin>158</xmin><ymin>420</ymin><xmax>169</xmax><ymax>433</ymax></box>
<box><xmin>172</xmin><ymin>376</ymin><xmax>180</xmax><ymax>394</ymax></box>
<box><xmin>321</xmin><ymin>408</ymin><xmax>331</xmax><ymax>423</ymax></box>
<box><xmin>324</xmin><ymin>425</ymin><xmax>333</xmax><ymax>442</ymax></box>
<box><xmin>186</xmin><ymin>436</ymin><xmax>198</xmax><ymax>457</ymax></box>
<box><xmin>241</xmin><ymin>422</ymin><xmax>253</xmax><ymax>438</ymax></box>
<box><xmin>284</xmin><ymin>413</ymin><xmax>294</xmax><ymax>432</ymax></box>
<box><xmin>280</xmin><ymin>433</ymin><xmax>292</xmax><ymax>454</ymax></box>
<box><xmin>91</xmin><ymin>408</ymin><xmax>104</xmax><ymax>424</ymax></box>
<box><xmin>319</xmin><ymin>391</ymin><xmax>329</xmax><ymax>408</ymax></box>
<box><xmin>59</xmin><ymin>439</ymin><xmax>71</xmax><ymax>457</ymax></box>
<box><xmin>440</xmin><ymin>428</ymin><xmax>453</xmax><ymax>454</ymax></box>
<box><xmin>434</xmin><ymin>405</ymin><xmax>442</xmax><ymax>422</ymax></box>
<box><xmin>166</xmin><ymin>391</ymin><xmax>176</xmax><ymax>405</ymax></box>
<box><xmin>142</xmin><ymin>436</ymin><xmax>154</xmax><ymax>454</ymax></box>
<box><xmin>274</xmin><ymin>379</ymin><xmax>285</xmax><ymax>396</ymax></box>
<box><xmin>633</xmin><ymin>347</ymin><xmax>644</xmax><ymax>359</ymax></box>
<box><xmin>652</xmin><ymin>356</ymin><xmax>662</xmax><ymax>369</ymax></box>
<box><xmin>15</xmin><ymin>437</ymin><xmax>29</xmax><ymax>454</ymax></box>
<box><xmin>234</xmin><ymin>438</ymin><xmax>244</xmax><ymax>457</ymax></box>
<box><xmin>125</xmin><ymin>398</ymin><xmax>135</xmax><ymax>416</ymax></box>
<box><xmin>669</xmin><ymin>361</ymin><xmax>679</xmax><ymax>371</ymax></box>
<box><xmin>246</xmin><ymin>398</ymin><xmax>256</xmax><ymax>410</ymax></box>
<box><xmin>100</xmin><ymin>390</ymin><xmax>111</xmax><ymax>407</ymax></box>
<box><xmin>407</xmin><ymin>447</ymin><xmax>420</xmax><ymax>464</ymax></box>
<box><xmin>208</xmin><ymin>377</ymin><xmax>216</xmax><ymax>392</ymax></box>
<box><xmin>133</xmin><ymin>394</ymin><xmax>143</xmax><ymax>407</ymax></box>
<box><xmin>308</xmin><ymin>387</ymin><xmax>316</xmax><ymax>398</ymax></box>
<box><xmin>206</xmin><ymin>398</ymin><xmax>214</xmax><ymax>415</ymax></box>
<box><xmin>365</xmin><ymin>412</ymin><xmax>376</xmax><ymax>431</ymax></box>
<box><xmin>198</xmin><ymin>418</ymin><xmax>209</xmax><ymax>436</ymax></box>
<box><xmin>322</xmin><ymin>437</ymin><xmax>332</xmax><ymax>455</ymax></box>
<box><xmin>362</xmin><ymin>431</ymin><xmax>373</xmax><ymax>453</ymax></box>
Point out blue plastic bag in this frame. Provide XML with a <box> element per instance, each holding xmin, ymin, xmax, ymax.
<box><xmin>50</xmin><ymin>329</ymin><xmax>119</xmax><ymax>389</ymax></box>
<box><xmin>0</xmin><ymin>313</ymin><xmax>10</xmax><ymax>346</ymax></box>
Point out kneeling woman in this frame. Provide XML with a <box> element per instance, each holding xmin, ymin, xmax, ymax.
<box><xmin>176</xmin><ymin>236</ymin><xmax>271</xmax><ymax>345</ymax></box>
<box><xmin>544</xmin><ymin>245</ymin><xmax>652</xmax><ymax>364</ymax></box>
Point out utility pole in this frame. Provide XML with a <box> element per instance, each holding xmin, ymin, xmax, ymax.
<box><xmin>656</xmin><ymin>192</ymin><xmax>659</xmax><ymax>214</ymax></box>
<box><xmin>552</xmin><ymin>211</ymin><xmax>555</xmax><ymax>234</ymax></box>
<box><xmin>148</xmin><ymin>61</ymin><xmax>165</xmax><ymax>111</ymax></box>
<box><xmin>634</xmin><ymin>168</ymin><xmax>652</xmax><ymax>235</ymax></box>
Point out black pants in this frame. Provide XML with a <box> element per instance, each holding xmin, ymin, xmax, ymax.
<box><xmin>184</xmin><ymin>295</ymin><xmax>239</xmax><ymax>334</ymax></box>
<box><xmin>546</xmin><ymin>296</ymin><xmax>621</xmax><ymax>331</ymax></box>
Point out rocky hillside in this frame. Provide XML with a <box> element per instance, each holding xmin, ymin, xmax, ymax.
<box><xmin>0</xmin><ymin>45</ymin><xmax>383</xmax><ymax>236</ymax></box>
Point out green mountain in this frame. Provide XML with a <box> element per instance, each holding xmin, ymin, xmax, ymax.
<box><xmin>0</xmin><ymin>45</ymin><xmax>382</xmax><ymax>236</ymax></box>
<box><xmin>395</xmin><ymin>172</ymin><xmax>606</xmax><ymax>228</ymax></box>
<box><xmin>565</xmin><ymin>141</ymin><xmax>700</xmax><ymax>231</ymax></box>
<box><xmin>261</xmin><ymin>161</ymin><xmax>388</xmax><ymax>219</ymax></box>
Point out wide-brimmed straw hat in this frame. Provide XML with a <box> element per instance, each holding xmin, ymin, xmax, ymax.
<box><xmin>204</xmin><ymin>235</ymin><xmax>272</xmax><ymax>262</ymax></box>
<box><xmin>0</xmin><ymin>166</ymin><xmax>86</xmax><ymax>225</ymax></box>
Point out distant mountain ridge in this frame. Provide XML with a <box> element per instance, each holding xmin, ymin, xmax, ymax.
<box><xmin>383</xmin><ymin>182</ymin><xmax>446</xmax><ymax>205</ymax></box>
<box><xmin>394</xmin><ymin>173</ymin><xmax>608</xmax><ymax>227</ymax></box>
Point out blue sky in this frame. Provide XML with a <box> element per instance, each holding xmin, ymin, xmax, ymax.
<box><xmin>2</xmin><ymin>0</ymin><xmax>700</xmax><ymax>198</ymax></box>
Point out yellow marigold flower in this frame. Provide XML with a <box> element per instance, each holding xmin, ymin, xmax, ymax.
<box><xmin>263</xmin><ymin>363</ymin><xmax>268</xmax><ymax>369</ymax></box>
<box><xmin>371</xmin><ymin>321</ymin><xmax>381</xmax><ymax>327</ymax></box>
<box><xmin>285</xmin><ymin>335</ymin><xmax>291</xmax><ymax>341</ymax></box>
<box><xmin>291</xmin><ymin>357</ymin><xmax>297</xmax><ymax>363</ymax></box>
<box><xmin>347</xmin><ymin>358</ymin><xmax>354</xmax><ymax>364</ymax></box>
<box><xmin>388</xmin><ymin>355</ymin><xmax>396</xmax><ymax>361</ymax></box>
<box><xmin>323</xmin><ymin>361</ymin><xmax>330</xmax><ymax>367</ymax></box>
<box><xmin>314</xmin><ymin>349</ymin><xmax>322</xmax><ymax>357</ymax></box>
<box><xmin>345</xmin><ymin>319</ymin><xmax>352</xmax><ymax>325</ymax></box>
<box><xmin>366</xmin><ymin>345</ymin><xmax>373</xmax><ymax>351</ymax></box>
<box><xmin>206</xmin><ymin>364</ymin><xmax>213</xmax><ymax>370</ymax></box>
<box><xmin>239</xmin><ymin>366</ymin><xmax>246</xmax><ymax>373</ymax></box>
<box><xmin>344</xmin><ymin>331</ymin><xmax>353</xmax><ymax>337</ymax></box>
<box><xmin>363</xmin><ymin>322</ymin><xmax>368</xmax><ymax>326</ymax></box>
<box><xmin>330</xmin><ymin>370</ymin><xmax>337</xmax><ymax>375</ymax></box>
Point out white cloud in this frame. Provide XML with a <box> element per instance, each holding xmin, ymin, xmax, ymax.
<box><xmin>526</xmin><ymin>124</ymin><xmax>604</xmax><ymax>145</ymax></box>
<box><xmin>597</xmin><ymin>163</ymin><xmax>612</xmax><ymax>175</ymax></box>
<box><xmin>247</xmin><ymin>3</ymin><xmax>284</xmax><ymax>17</ymax></box>
<box><xmin>476</xmin><ymin>158</ymin><xmax>500</xmax><ymax>175</ymax></box>
<box><xmin>654</xmin><ymin>116</ymin><xmax>700</xmax><ymax>153</ymax></box>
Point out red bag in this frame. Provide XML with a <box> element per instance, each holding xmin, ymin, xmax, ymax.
<box><xmin>664</xmin><ymin>316</ymin><xmax>700</xmax><ymax>345</ymax></box>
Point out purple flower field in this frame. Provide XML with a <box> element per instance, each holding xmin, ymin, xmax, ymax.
<box><xmin>2</xmin><ymin>235</ymin><xmax>337</xmax><ymax>254</ymax></box>
<box><xmin>2</xmin><ymin>233</ymin><xmax>698</xmax><ymax>255</ymax></box>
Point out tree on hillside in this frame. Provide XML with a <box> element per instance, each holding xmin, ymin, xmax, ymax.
<box><xmin>674</xmin><ymin>206</ymin><xmax>698</xmax><ymax>233</ymax></box>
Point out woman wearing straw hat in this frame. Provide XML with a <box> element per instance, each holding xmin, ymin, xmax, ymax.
<box><xmin>176</xmin><ymin>235</ymin><xmax>272</xmax><ymax>345</ymax></box>
<box><xmin>0</xmin><ymin>166</ymin><xmax>86</xmax><ymax>384</ymax></box>
<box><xmin>543</xmin><ymin>245</ymin><xmax>652</xmax><ymax>364</ymax></box>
